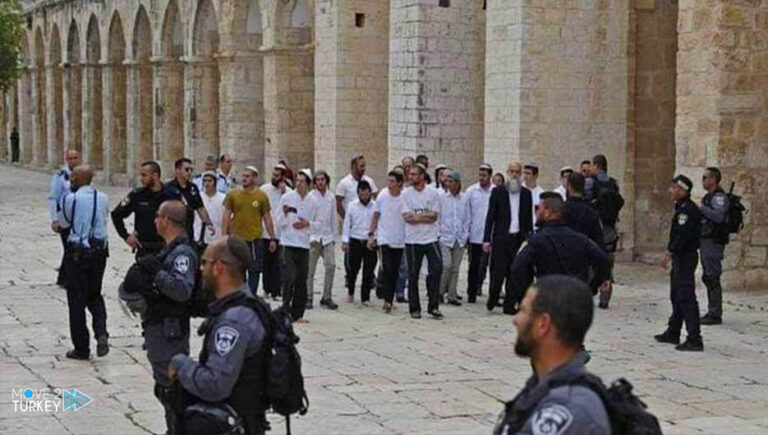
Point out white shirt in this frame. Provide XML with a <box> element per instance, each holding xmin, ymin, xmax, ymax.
<box><xmin>278</xmin><ymin>190</ymin><xmax>317</xmax><ymax>249</ymax></box>
<box><xmin>555</xmin><ymin>185</ymin><xmax>567</xmax><ymax>201</ymax></box>
<box><xmin>194</xmin><ymin>191</ymin><xmax>225</xmax><ymax>244</ymax></box>
<box><xmin>342</xmin><ymin>199</ymin><xmax>376</xmax><ymax>243</ymax></box>
<box><xmin>466</xmin><ymin>182</ymin><xmax>493</xmax><ymax>244</ymax></box>
<box><xmin>508</xmin><ymin>191</ymin><xmax>521</xmax><ymax>234</ymax></box>
<box><xmin>439</xmin><ymin>190</ymin><xmax>470</xmax><ymax>248</ymax></box>
<box><xmin>335</xmin><ymin>173</ymin><xmax>378</xmax><ymax>213</ymax></box>
<box><xmin>262</xmin><ymin>182</ymin><xmax>293</xmax><ymax>239</ymax></box>
<box><xmin>308</xmin><ymin>189</ymin><xmax>337</xmax><ymax>246</ymax></box>
<box><xmin>373</xmin><ymin>188</ymin><xmax>406</xmax><ymax>248</ymax></box>
<box><xmin>402</xmin><ymin>185</ymin><xmax>441</xmax><ymax>244</ymax></box>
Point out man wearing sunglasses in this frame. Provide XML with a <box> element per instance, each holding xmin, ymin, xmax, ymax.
<box><xmin>165</xmin><ymin>157</ymin><xmax>215</xmax><ymax>241</ymax></box>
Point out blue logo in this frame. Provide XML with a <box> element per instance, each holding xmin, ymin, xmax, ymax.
<box><xmin>62</xmin><ymin>389</ymin><xmax>93</xmax><ymax>411</ymax></box>
<box><xmin>23</xmin><ymin>389</ymin><xmax>33</xmax><ymax>399</ymax></box>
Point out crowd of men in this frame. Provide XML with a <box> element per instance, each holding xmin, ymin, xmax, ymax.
<box><xmin>45</xmin><ymin>147</ymin><xmax>733</xmax><ymax>434</ymax></box>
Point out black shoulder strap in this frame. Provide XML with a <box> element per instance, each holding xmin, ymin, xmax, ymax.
<box><xmin>88</xmin><ymin>189</ymin><xmax>98</xmax><ymax>240</ymax></box>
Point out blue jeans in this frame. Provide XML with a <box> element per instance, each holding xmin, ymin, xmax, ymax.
<box><xmin>395</xmin><ymin>253</ymin><xmax>407</xmax><ymax>299</ymax></box>
<box><xmin>246</xmin><ymin>239</ymin><xmax>264</xmax><ymax>296</ymax></box>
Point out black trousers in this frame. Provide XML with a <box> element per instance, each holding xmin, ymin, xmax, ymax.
<box><xmin>345</xmin><ymin>238</ymin><xmax>378</xmax><ymax>301</ymax></box>
<box><xmin>64</xmin><ymin>251</ymin><xmax>108</xmax><ymax>354</ymax></box>
<box><xmin>282</xmin><ymin>246</ymin><xmax>309</xmax><ymax>320</ymax></box>
<box><xmin>405</xmin><ymin>242</ymin><xmax>443</xmax><ymax>314</ymax></box>
<box><xmin>667</xmin><ymin>251</ymin><xmax>702</xmax><ymax>343</ymax></box>
<box><xmin>262</xmin><ymin>239</ymin><xmax>283</xmax><ymax>297</ymax></box>
<box><xmin>56</xmin><ymin>229</ymin><xmax>70</xmax><ymax>286</ymax></box>
<box><xmin>378</xmin><ymin>245</ymin><xmax>404</xmax><ymax>304</ymax></box>
<box><xmin>488</xmin><ymin>233</ymin><xmax>524</xmax><ymax>311</ymax></box>
<box><xmin>467</xmin><ymin>243</ymin><xmax>489</xmax><ymax>299</ymax></box>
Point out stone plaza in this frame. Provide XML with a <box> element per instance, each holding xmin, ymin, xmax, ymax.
<box><xmin>1</xmin><ymin>166</ymin><xmax>768</xmax><ymax>434</ymax></box>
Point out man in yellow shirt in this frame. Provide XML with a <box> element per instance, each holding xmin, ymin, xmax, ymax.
<box><xmin>222</xmin><ymin>166</ymin><xmax>278</xmax><ymax>296</ymax></box>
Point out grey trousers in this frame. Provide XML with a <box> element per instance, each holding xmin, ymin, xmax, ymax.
<box><xmin>307</xmin><ymin>241</ymin><xmax>335</xmax><ymax>301</ymax></box>
<box><xmin>439</xmin><ymin>242</ymin><xmax>465</xmax><ymax>302</ymax></box>
<box><xmin>700</xmin><ymin>239</ymin><xmax>725</xmax><ymax>318</ymax></box>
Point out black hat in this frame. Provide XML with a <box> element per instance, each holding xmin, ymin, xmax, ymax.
<box><xmin>672</xmin><ymin>175</ymin><xmax>693</xmax><ymax>192</ymax></box>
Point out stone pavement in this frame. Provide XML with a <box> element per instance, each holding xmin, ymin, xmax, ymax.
<box><xmin>1</xmin><ymin>164</ymin><xmax>767</xmax><ymax>435</ymax></box>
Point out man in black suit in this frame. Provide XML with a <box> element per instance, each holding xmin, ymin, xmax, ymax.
<box><xmin>483</xmin><ymin>162</ymin><xmax>534</xmax><ymax>314</ymax></box>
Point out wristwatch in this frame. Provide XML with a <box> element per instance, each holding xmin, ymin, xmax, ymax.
<box><xmin>368</xmin><ymin>232</ymin><xmax>375</xmax><ymax>238</ymax></box>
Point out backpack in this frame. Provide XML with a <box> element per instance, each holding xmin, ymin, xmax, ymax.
<box><xmin>246</xmin><ymin>299</ymin><xmax>309</xmax><ymax>435</ymax></box>
<box><xmin>593</xmin><ymin>177</ymin><xmax>624</xmax><ymax>228</ymax></box>
<box><xmin>550</xmin><ymin>374</ymin><xmax>662</xmax><ymax>435</ymax></box>
<box><xmin>726</xmin><ymin>182</ymin><xmax>746</xmax><ymax>234</ymax></box>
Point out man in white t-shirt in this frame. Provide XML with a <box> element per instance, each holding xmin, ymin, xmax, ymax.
<box><xmin>193</xmin><ymin>172</ymin><xmax>225</xmax><ymax>250</ymax></box>
<box><xmin>335</xmin><ymin>155</ymin><xmax>378</xmax><ymax>220</ymax></box>
<box><xmin>307</xmin><ymin>170</ymin><xmax>338</xmax><ymax>310</ymax></box>
<box><xmin>465</xmin><ymin>163</ymin><xmax>494</xmax><ymax>303</ymax></box>
<box><xmin>368</xmin><ymin>170</ymin><xmax>406</xmax><ymax>313</ymax></box>
<box><xmin>523</xmin><ymin>162</ymin><xmax>544</xmax><ymax>207</ymax></box>
<box><xmin>439</xmin><ymin>170</ymin><xmax>470</xmax><ymax>306</ymax></box>
<box><xmin>261</xmin><ymin>163</ymin><xmax>292</xmax><ymax>299</ymax></box>
<box><xmin>402</xmin><ymin>164</ymin><xmax>443</xmax><ymax>319</ymax></box>
<box><xmin>342</xmin><ymin>180</ymin><xmax>377</xmax><ymax>305</ymax></box>
<box><xmin>554</xmin><ymin>166</ymin><xmax>574</xmax><ymax>200</ymax></box>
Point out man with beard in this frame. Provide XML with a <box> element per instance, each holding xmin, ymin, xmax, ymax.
<box><xmin>465</xmin><ymin>163</ymin><xmax>493</xmax><ymax>303</ymax></box>
<box><xmin>112</xmin><ymin>161</ymin><xmax>169</xmax><ymax>258</ymax></box>
<box><xmin>335</xmin><ymin>155</ymin><xmax>378</xmax><ymax>220</ymax></box>
<box><xmin>261</xmin><ymin>163</ymin><xmax>292</xmax><ymax>299</ymax></box>
<box><xmin>493</xmin><ymin>275</ymin><xmax>610</xmax><ymax>435</ymax></box>
<box><xmin>342</xmin><ymin>180</ymin><xmax>377</xmax><ymax>305</ymax></box>
<box><xmin>483</xmin><ymin>162</ymin><xmax>534</xmax><ymax>314</ymax></box>
<box><xmin>216</xmin><ymin>154</ymin><xmax>237</xmax><ymax>192</ymax></box>
<box><xmin>168</xmin><ymin>236</ymin><xmax>270</xmax><ymax>435</ymax></box>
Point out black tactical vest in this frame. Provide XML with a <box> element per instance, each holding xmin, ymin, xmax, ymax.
<box><xmin>701</xmin><ymin>188</ymin><xmax>729</xmax><ymax>245</ymax></box>
<box><xmin>145</xmin><ymin>236</ymin><xmax>193</xmax><ymax>322</ymax></box>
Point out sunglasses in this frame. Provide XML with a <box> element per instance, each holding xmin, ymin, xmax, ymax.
<box><xmin>183</xmin><ymin>167</ymin><xmax>193</xmax><ymax>172</ymax></box>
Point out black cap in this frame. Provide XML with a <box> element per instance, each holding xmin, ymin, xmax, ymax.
<box><xmin>672</xmin><ymin>175</ymin><xmax>693</xmax><ymax>192</ymax></box>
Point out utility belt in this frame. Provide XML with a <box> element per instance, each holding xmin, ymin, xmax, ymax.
<box><xmin>66</xmin><ymin>239</ymin><xmax>109</xmax><ymax>264</ymax></box>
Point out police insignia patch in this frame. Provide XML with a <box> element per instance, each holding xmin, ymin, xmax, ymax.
<box><xmin>531</xmin><ymin>404</ymin><xmax>573</xmax><ymax>435</ymax></box>
<box><xmin>678</xmin><ymin>214</ymin><xmax>688</xmax><ymax>225</ymax></box>
<box><xmin>173</xmin><ymin>255</ymin><xmax>190</xmax><ymax>273</ymax></box>
<box><xmin>215</xmin><ymin>326</ymin><xmax>240</xmax><ymax>356</ymax></box>
<box><xmin>714</xmin><ymin>195</ymin><xmax>725</xmax><ymax>208</ymax></box>
<box><xmin>251</xmin><ymin>200</ymin><xmax>260</xmax><ymax>209</ymax></box>
<box><xmin>121</xmin><ymin>196</ymin><xmax>130</xmax><ymax>207</ymax></box>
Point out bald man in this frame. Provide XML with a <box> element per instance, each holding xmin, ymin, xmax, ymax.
<box><xmin>57</xmin><ymin>164</ymin><xmax>110</xmax><ymax>360</ymax></box>
<box><xmin>482</xmin><ymin>162</ymin><xmax>534</xmax><ymax>314</ymax></box>
<box><xmin>49</xmin><ymin>148</ymin><xmax>81</xmax><ymax>286</ymax></box>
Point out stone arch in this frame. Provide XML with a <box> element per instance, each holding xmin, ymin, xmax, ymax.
<box><xmin>131</xmin><ymin>6</ymin><xmax>153</xmax><ymax>175</ymax></box>
<box><xmin>33</xmin><ymin>26</ymin><xmax>47</xmax><ymax>167</ymax></box>
<box><xmin>19</xmin><ymin>33</ymin><xmax>32</xmax><ymax>163</ymax></box>
<box><xmin>156</xmin><ymin>0</ymin><xmax>185</xmax><ymax>172</ymax></box>
<box><xmin>188</xmin><ymin>0</ymin><xmax>221</xmax><ymax>166</ymax></box>
<box><xmin>66</xmin><ymin>20</ymin><xmax>82</xmax><ymax>152</ymax></box>
<box><xmin>48</xmin><ymin>24</ymin><xmax>65</xmax><ymax>166</ymax></box>
<box><xmin>106</xmin><ymin>12</ymin><xmax>128</xmax><ymax>181</ymax></box>
<box><xmin>85</xmin><ymin>14</ymin><xmax>103</xmax><ymax>169</ymax></box>
<box><xmin>246</xmin><ymin>0</ymin><xmax>264</xmax><ymax>50</ymax></box>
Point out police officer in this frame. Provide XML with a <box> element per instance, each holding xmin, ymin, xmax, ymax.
<box><xmin>137</xmin><ymin>200</ymin><xmax>199</xmax><ymax>433</ymax></box>
<box><xmin>166</xmin><ymin>157</ymin><xmax>215</xmax><ymax>241</ymax></box>
<box><xmin>699</xmin><ymin>167</ymin><xmax>729</xmax><ymax>325</ymax></box>
<box><xmin>510</xmin><ymin>192</ymin><xmax>610</xmax><ymax>307</ymax></box>
<box><xmin>49</xmin><ymin>148</ymin><xmax>80</xmax><ymax>286</ymax></box>
<box><xmin>111</xmin><ymin>161</ymin><xmax>169</xmax><ymax>258</ymax></box>
<box><xmin>168</xmin><ymin>236</ymin><xmax>269</xmax><ymax>435</ymax></box>
<box><xmin>655</xmin><ymin>175</ymin><xmax>704</xmax><ymax>351</ymax></box>
<box><xmin>57</xmin><ymin>165</ymin><xmax>110</xmax><ymax>359</ymax></box>
<box><xmin>494</xmin><ymin>276</ymin><xmax>610</xmax><ymax>435</ymax></box>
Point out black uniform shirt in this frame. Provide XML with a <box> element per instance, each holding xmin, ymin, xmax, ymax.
<box><xmin>668</xmin><ymin>197</ymin><xmax>701</xmax><ymax>254</ymax></box>
<box><xmin>165</xmin><ymin>178</ymin><xmax>204</xmax><ymax>239</ymax></box>
<box><xmin>111</xmin><ymin>186</ymin><xmax>170</xmax><ymax>244</ymax></box>
<box><xmin>565</xmin><ymin>197</ymin><xmax>604</xmax><ymax>248</ymax></box>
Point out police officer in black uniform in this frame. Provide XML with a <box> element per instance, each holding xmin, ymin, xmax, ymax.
<box><xmin>165</xmin><ymin>157</ymin><xmax>215</xmax><ymax>241</ymax></box>
<box><xmin>699</xmin><ymin>167</ymin><xmax>729</xmax><ymax>325</ymax></box>
<box><xmin>136</xmin><ymin>200</ymin><xmax>200</xmax><ymax>433</ymax></box>
<box><xmin>655</xmin><ymin>175</ymin><xmax>704</xmax><ymax>351</ymax></box>
<box><xmin>168</xmin><ymin>236</ymin><xmax>269</xmax><ymax>435</ymax></box>
<box><xmin>564</xmin><ymin>172</ymin><xmax>603</xmax><ymax>248</ymax></box>
<box><xmin>111</xmin><ymin>161</ymin><xmax>169</xmax><ymax>257</ymax></box>
<box><xmin>510</xmin><ymin>192</ymin><xmax>610</xmax><ymax>304</ymax></box>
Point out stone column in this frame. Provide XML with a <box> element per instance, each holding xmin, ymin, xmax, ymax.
<box><xmin>18</xmin><ymin>69</ymin><xmax>33</xmax><ymax>164</ymax></box>
<box><xmin>126</xmin><ymin>60</ymin><xmax>140</xmax><ymax>180</ymax></box>
<box><xmin>81</xmin><ymin>62</ymin><xmax>103</xmax><ymax>169</ymax></box>
<box><xmin>183</xmin><ymin>56</ymin><xmax>220</xmax><ymax>168</ymax></box>
<box><xmin>152</xmin><ymin>57</ymin><xmax>185</xmax><ymax>175</ymax></box>
<box><xmin>1</xmin><ymin>89</ymin><xmax>7</xmax><ymax>161</ymax></box>
<box><xmin>389</xmin><ymin>0</ymin><xmax>485</xmax><ymax>179</ymax></box>
<box><xmin>101</xmin><ymin>61</ymin><xmax>115</xmax><ymax>181</ymax></box>
<box><xmin>103</xmin><ymin>60</ymin><xmax>128</xmax><ymax>184</ymax></box>
<box><xmin>315</xmin><ymin>0</ymin><xmax>389</xmax><ymax>185</ymax></box>
<box><xmin>676</xmin><ymin>1</ymin><xmax>768</xmax><ymax>289</ymax></box>
<box><xmin>63</xmin><ymin>63</ymin><xmax>82</xmax><ymax>152</ymax></box>
<box><xmin>217</xmin><ymin>52</ymin><xmax>264</xmax><ymax>172</ymax></box>
<box><xmin>30</xmin><ymin>66</ymin><xmax>44</xmax><ymax>167</ymax></box>
<box><xmin>45</xmin><ymin>63</ymin><xmax>60</xmax><ymax>167</ymax></box>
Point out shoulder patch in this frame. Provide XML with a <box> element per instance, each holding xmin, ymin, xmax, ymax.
<box><xmin>214</xmin><ymin>326</ymin><xmax>240</xmax><ymax>356</ymax></box>
<box><xmin>713</xmin><ymin>195</ymin><xmax>726</xmax><ymax>209</ymax></box>
<box><xmin>677</xmin><ymin>213</ymin><xmax>688</xmax><ymax>226</ymax></box>
<box><xmin>173</xmin><ymin>255</ymin><xmax>190</xmax><ymax>274</ymax></box>
<box><xmin>531</xmin><ymin>403</ymin><xmax>573</xmax><ymax>435</ymax></box>
<box><xmin>121</xmin><ymin>194</ymin><xmax>131</xmax><ymax>207</ymax></box>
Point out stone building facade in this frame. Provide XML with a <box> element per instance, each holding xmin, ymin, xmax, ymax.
<box><xmin>1</xmin><ymin>0</ymin><xmax>766</xmax><ymax>289</ymax></box>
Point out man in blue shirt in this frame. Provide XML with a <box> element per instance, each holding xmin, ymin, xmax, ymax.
<box><xmin>58</xmin><ymin>165</ymin><xmax>110</xmax><ymax>360</ymax></box>
<box><xmin>49</xmin><ymin>148</ymin><xmax>80</xmax><ymax>286</ymax></box>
